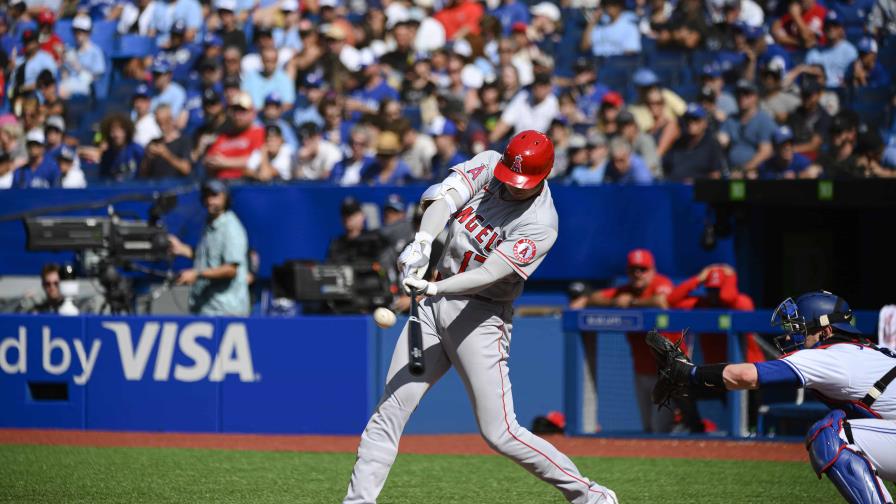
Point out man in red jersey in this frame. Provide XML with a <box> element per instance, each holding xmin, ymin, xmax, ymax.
<box><xmin>203</xmin><ymin>91</ymin><xmax>264</xmax><ymax>180</ymax></box>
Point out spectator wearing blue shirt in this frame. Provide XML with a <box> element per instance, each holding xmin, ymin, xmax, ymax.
<box><xmin>258</xmin><ymin>93</ymin><xmax>299</xmax><ymax>150</ymax></box>
<box><xmin>157</xmin><ymin>20</ymin><xmax>201</xmax><ymax>83</ymax></box>
<box><xmin>242</xmin><ymin>46</ymin><xmax>296</xmax><ymax>110</ymax></box>
<box><xmin>330</xmin><ymin>127</ymin><xmax>376</xmax><ymax>186</ymax></box>
<box><xmin>719</xmin><ymin>79</ymin><xmax>776</xmax><ymax>178</ymax></box>
<box><xmin>150</xmin><ymin>59</ymin><xmax>188</xmax><ymax>128</ymax></box>
<box><xmin>361</xmin><ymin>131</ymin><xmax>414</xmax><ymax>185</ymax></box>
<box><xmin>59</xmin><ymin>15</ymin><xmax>106</xmax><ymax>98</ymax></box>
<box><xmin>11</xmin><ymin>29</ymin><xmax>57</xmax><ymax>99</ymax></box>
<box><xmin>825</xmin><ymin>0</ymin><xmax>876</xmax><ymax>42</ymax></box>
<box><xmin>184</xmin><ymin>60</ymin><xmax>224</xmax><ymax>134</ymax></box>
<box><xmin>12</xmin><ymin>129</ymin><xmax>61</xmax><ymax>188</ymax></box>
<box><xmin>492</xmin><ymin>0</ymin><xmax>531</xmax><ymax>35</ymax></box>
<box><xmin>150</xmin><ymin>0</ymin><xmax>203</xmax><ymax>47</ymax></box>
<box><xmin>346</xmin><ymin>60</ymin><xmax>400</xmax><ymax>120</ymax></box>
<box><xmin>273</xmin><ymin>0</ymin><xmax>303</xmax><ymax>53</ymax></box>
<box><xmin>600</xmin><ymin>138</ymin><xmax>654</xmax><ymax>184</ymax></box>
<box><xmin>429</xmin><ymin>117</ymin><xmax>468</xmax><ymax>181</ymax></box>
<box><xmin>759</xmin><ymin>126</ymin><xmax>822</xmax><ymax>179</ymax></box>
<box><xmin>805</xmin><ymin>12</ymin><xmax>858</xmax><ymax>88</ymax></box>
<box><xmin>583</xmin><ymin>0</ymin><xmax>641</xmax><ymax>57</ymax></box>
<box><xmin>845</xmin><ymin>37</ymin><xmax>892</xmax><ymax>88</ymax></box>
<box><xmin>80</xmin><ymin>0</ymin><xmax>117</xmax><ymax>20</ymax></box>
<box><xmin>567</xmin><ymin>132</ymin><xmax>610</xmax><ymax>185</ymax></box>
<box><xmin>97</xmin><ymin>114</ymin><xmax>145</xmax><ymax>181</ymax></box>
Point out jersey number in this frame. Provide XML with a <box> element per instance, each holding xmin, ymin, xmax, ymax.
<box><xmin>458</xmin><ymin>251</ymin><xmax>487</xmax><ymax>273</ymax></box>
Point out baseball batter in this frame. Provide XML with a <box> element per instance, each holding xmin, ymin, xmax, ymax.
<box><xmin>343</xmin><ymin>131</ymin><xmax>618</xmax><ymax>504</ymax></box>
<box><xmin>649</xmin><ymin>291</ymin><xmax>896</xmax><ymax>503</ymax></box>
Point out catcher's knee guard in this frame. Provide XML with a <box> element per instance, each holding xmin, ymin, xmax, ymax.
<box><xmin>806</xmin><ymin>410</ymin><xmax>893</xmax><ymax>504</ymax></box>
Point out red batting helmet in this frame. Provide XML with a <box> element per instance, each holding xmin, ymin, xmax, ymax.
<box><xmin>494</xmin><ymin>130</ymin><xmax>554</xmax><ymax>190</ymax></box>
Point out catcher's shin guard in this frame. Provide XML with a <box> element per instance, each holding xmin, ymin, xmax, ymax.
<box><xmin>806</xmin><ymin>410</ymin><xmax>894</xmax><ymax>504</ymax></box>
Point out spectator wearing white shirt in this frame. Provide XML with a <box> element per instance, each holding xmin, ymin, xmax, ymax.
<box><xmin>582</xmin><ymin>0</ymin><xmax>642</xmax><ymax>57</ymax></box>
<box><xmin>60</xmin><ymin>15</ymin><xmax>106</xmax><ymax>99</ymax></box>
<box><xmin>0</xmin><ymin>153</ymin><xmax>14</xmax><ymax>189</ymax></box>
<box><xmin>489</xmin><ymin>72</ymin><xmax>558</xmax><ymax>143</ymax></box>
<box><xmin>115</xmin><ymin>0</ymin><xmax>158</xmax><ymax>35</ymax></box>
<box><xmin>248</xmin><ymin>124</ymin><xmax>294</xmax><ymax>181</ymax></box>
<box><xmin>57</xmin><ymin>146</ymin><xmax>86</xmax><ymax>188</ymax></box>
<box><xmin>131</xmin><ymin>84</ymin><xmax>163</xmax><ymax>147</ymax></box>
<box><xmin>295</xmin><ymin>122</ymin><xmax>343</xmax><ymax>180</ymax></box>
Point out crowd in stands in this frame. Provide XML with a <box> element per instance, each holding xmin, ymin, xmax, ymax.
<box><xmin>1</xmin><ymin>0</ymin><xmax>895</xmax><ymax>189</ymax></box>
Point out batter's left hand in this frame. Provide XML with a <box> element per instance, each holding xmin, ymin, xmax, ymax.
<box><xmin>403</xmin><ymin>277</ymin><xmax>437</xmax><ymax>297</ymax></box>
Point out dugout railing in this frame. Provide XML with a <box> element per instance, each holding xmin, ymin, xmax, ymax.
<box><xmin>562</xmin><ymin>308</ymin><xmax>881</xmax><ymax>438</ymax></box>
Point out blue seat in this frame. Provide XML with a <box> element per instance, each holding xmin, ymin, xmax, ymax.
<box><xmin>402</xmin><ymin>105</ymin><xmax>422</xmax><ymax>131</ymax></box>
<box><xmin>89</xmin><ymin>21</ymin><xmax>118</xmax><ymax>102</ymax></box>
<box><xmin>56</xmin><ymin>20</ymin><xmax>75</xmax><ymax>47</ymax></box>
<box><xmin>596</xmin><ymin>55</ymin><xmax>640</xmax><ymax>100</ymax></box>
<box><xmin>115</xmin><ymin>35</ymin><xmax>157</xmax><ymax>59</ymax></box>
<box><xmin>647</xmin><ymin>49</ymin><xmax>692</xmax><ymax>88</ymax></box>
<box><xmin>849</xmin><ymin>86</ymin><xmax>894</xmax><ymax>132</ymax></box>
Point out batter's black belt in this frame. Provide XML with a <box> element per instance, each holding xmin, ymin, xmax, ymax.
<box><xmin>859</xmin><ymin>364</ymin><xmax>896</xmax><ymax>407</ymax></box>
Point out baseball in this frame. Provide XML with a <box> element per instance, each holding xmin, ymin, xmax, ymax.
<box><xmin>373</xmin><ymin>307</ymin><xmax>397</xmax><ymax>328</ymax></box>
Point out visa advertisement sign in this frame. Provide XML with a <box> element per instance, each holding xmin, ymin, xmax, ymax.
<box><xmin>0</xmin><ymin>315</ymin><xmax>373</xmax><ymax>434</ymax></box>
<box><xmin>0</xmin><ymin>320</ymin><xmax>256</xmax><ymax>385</ymax></box>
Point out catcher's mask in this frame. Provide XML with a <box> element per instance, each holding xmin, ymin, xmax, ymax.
<box><xmin>771</xmin><ymin>291</ymin><xmax>860</xmax><ymax>354</ymax></box>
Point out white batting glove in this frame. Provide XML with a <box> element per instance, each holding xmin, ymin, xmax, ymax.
<box><xmin>403</xmin><ymin>276</ymin><xmax>437</xmax><ymax>296</ymax></box>
<box><xmin>398</xmin><ymin>231</ymin><xmax>433</xmax><ymax>280</ymax></box>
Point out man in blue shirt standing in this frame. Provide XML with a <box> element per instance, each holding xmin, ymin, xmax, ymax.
<box><xmin>168</xmin><ymin>180</ymin><xmax>250</xmax><ymax>316</ymax></box>
<box><xmin>806</xmin><ymin>12</ymin><xmax>858</xmax><ymax>88</ymax></box>
<box><xmin>60</xmin><ymin>15</ymin><xmax>106</xmax><ymax>98</ymax></box>
<box><xmin>583</xmin><ymin>0</ymin><xmax>641</xmax><ymax>57</ymax></box>
<box><xmin>12</xmin><ymin>129</ymin><xmax>61</xmax><ymax>188</ymax></box>
<box><xmin>719</xmin><ymin>79</ymin><xmax>777</xmax><ymax>178</ymax></box>
<box><xmin>242</xmin><ymin>46</ymin><xmax>296</xmax><ymax>110</ymax></box>
<box><xmin>845</xmin><ymin>36</ymin><xmax>892</xmax><ymax>88</ymax></box>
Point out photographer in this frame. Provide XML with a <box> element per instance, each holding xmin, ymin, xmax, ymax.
<box><xmin>168</xmin><ymin>180</ymin><xmax>250</xmax><ymax>316</ymax></box>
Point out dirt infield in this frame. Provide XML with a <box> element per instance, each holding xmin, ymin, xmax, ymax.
<box><xmin>0</xmin><ymin>429</ymin><xmax>807</xmax><ymax>462</ymax></box>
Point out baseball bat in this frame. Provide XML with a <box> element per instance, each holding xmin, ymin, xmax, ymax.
<box><xmin>408</xmin><ymin>294</ymin><xmax>425</xmax><ymax>376</ymax></box>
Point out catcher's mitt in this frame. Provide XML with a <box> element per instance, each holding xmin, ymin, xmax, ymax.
<box><xmin>645</xmin><ymin>329</ymin><xmax>695</xmax><ymax>409</ymax></box>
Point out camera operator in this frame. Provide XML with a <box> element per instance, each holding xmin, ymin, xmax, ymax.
<box><xmin>168</xmin><ymin>180</ymin><xmax>250</xmax><ymax>316</ymax></box>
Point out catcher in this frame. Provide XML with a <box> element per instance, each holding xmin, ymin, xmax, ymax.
<box><xmin>647</xmin><ymin>291</ymin><xmax>895</xmax><ymax>504</ymax></box>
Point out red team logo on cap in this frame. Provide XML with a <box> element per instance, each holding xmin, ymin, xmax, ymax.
<box><xmin>511</xmin><ymin>154</ymin><xmax>523</xmax><ymax>174</ymax></box>
<box><xmin>513</xmin><ymin>238</ymin><xmax>537</xmax><ymax>264</ymax></box>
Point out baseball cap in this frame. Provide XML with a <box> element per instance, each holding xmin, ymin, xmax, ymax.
<box><xmin>37</xmin><ymin>10</ymin><xmax>55</xmax><ymax>26</ymax></box>
<box><xmin>511</xmin><ymin>21</ymin><xmax>528</xmax><ymax>33</ymax></box>
<box><xmin>229</xmin><ymin>91</ymin><xmax>254</xmax><ymax>110</ymax></box>
<box><xmin>428</xmin><ymin>116</ymin><xmax>457</xmax><ymax>137</ymax></box>
<box><xmin>683</xmin><ymin>103</ymin><xmax>707</xmax><ymax>120</ymax></box>
<box><xmin>761</xmin><ymin>59</ymin><xmax>785</xmax><ymax>78</ymax></box>
<box><xmin>57</xmin><ymin>145</ymin><xmax>76</xmax><ymax>161</ymax></box>
<box><xmin>384</xmin><ymin>194</ymin><xmax>405</xmax><ymax>213</ymax></box>
<box><xmin>857</xmin><ymin>37</ymin><xmax>878</xmax><ymax>54</ymax></box>
<box><xmin>320</xmin><ymin>0</ymin><xmax>340</xmax><ymax>8</ymax></box>
<box><xmin>280</xmin><ymin>0</ymin><xmax>299</xmax><ymax>11</ymax></box>
<box><xmin>340</xmin><ymin>196</ymin><xmax>362</xmax><ymax>217</ymax></box>
<box><xmin>202</xmin><ymin>178</ymin><xmax>229</xmax><ymax>195</ymax></box>
<box><xmin>202</xmin><ymin>88</ymin><xmax>222</xmax><ymax>105</ymax></box>
<box><xmin>699</xmin><ymin>85</ymin><xmax>716</xmax><ymax>102</ymax></box>
<box><xmin>203</xmin><ymin>33</ymin><xmax>223</xmax><ymax>47</ymax></box>
<box><xmin>825</xmin><ymin>10</ymin><xmax>842</xmax><ymax>28</ymax></box>
<box><xmin>151</xmin><ymin>58</ymin><xmax>172</xmax><ymax>74</ymax></box>
<box><xmin>616</xmin><ymin>110</ymin><xmax>636</xmax><ymax>125</ymax></box>
<box><xmin>264</xmin><ymin>92</ymin><xmax>283</xmax><ymax>106</ymax></box>
<box><xmin>735</xmin><ymin>79</ymin><xmax>758</xmax><ymax>95</ymax></box>
<box><xmin>700</xmin><ymin>63</ymin><xmax>722</xmax><ymax>79</ymax></box>
<box><xmin>45</xmin><ymin>115</ymin><xmax>65</xmax><ymax>132</ymax></box>
<box><xmin>773</xmin><ymin>125</ymin><xmax>794</xmax><ymax>145</ymax></box>
<box><xmin>376</xmin><ymin>131</ymin><xmax>401</xmax><ymax>156</ymax></box>
<box><xmin>133</xmin><ymin>83</ymin><xmax>151</xmax><ymax>99</ymax></box>
<box><xmin>215</xmin><ymin>0</ymin><xmax>237</xmax><ymax>11</ymax></box>
<box><xmin>21</xmin><ymin>29</ymin><xmax>38</xmax><ymax>44</ymax></box>
<box><xmin>530</xmin><ymin>1</ymin><xmax>561</xmax><ymax>22</ymax></box>
<box><xmin>601</xmin><ymin>91</ymin><xmax>624</xmax><ymax>108</ymax></box>
<box><xmin>72</xmin><ymin>14</ymin><xmax>92</xmax><ymax>32</ymax></box>
<box><xmin>632</xmin><ymin>68</ymin><xmax>659</xmax><ymax>87</ymax></box>
<box><xmin>703</xmin><ymin>267</ymin><xmax>728</xmax><ymax>288</ymax></box>
<box><xmin>800</xmin><ymin>77</ymin><xmax>821</xmax><ymax>96</ymax></box>
<box><xmin>170</xmin><ymin>19</ymin><xmax>187</xmax><ymax>35</ymax></box>
<box><xmin>627</xmin><ymin>249</ymin><xmax>655</xmax><ymax>269</ymax></box>
<box><xmin>25</xmin><ymin>129</ymin><xmax>45</xmax><ymax>145</ymax></box>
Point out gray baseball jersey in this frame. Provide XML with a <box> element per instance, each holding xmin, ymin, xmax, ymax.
<box><xmin>437</xmin><ymin>150</ymin><xmax>559</xmax><ymax>303</ymax></box>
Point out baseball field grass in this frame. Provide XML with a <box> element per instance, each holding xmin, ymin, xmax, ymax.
<box><xmin>3</xmin><ymin>444</ymin><xmax>894</xmax><ymax>503</ymax></box>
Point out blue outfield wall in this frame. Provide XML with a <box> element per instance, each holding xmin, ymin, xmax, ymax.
<box><xmin>0</xmin><ymin>183</ymin><xmax>734</xmax><ymax>280</ymax></box>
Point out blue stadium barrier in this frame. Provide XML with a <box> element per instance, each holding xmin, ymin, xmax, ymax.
<box><xmin>562</xmin><ymin>308</ymin><xmax>880</xmax><ymax>437</ymax></box>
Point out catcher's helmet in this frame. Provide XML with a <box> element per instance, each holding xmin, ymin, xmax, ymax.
<box><xmin>494</xmin><ymin>130</ymin><xmax>554</xmax><ymax>190</ymax></box>
<box><xmin>771</xmin><ymin>290</ymin><xmax>861</xmax><ymax>353</ymax></box>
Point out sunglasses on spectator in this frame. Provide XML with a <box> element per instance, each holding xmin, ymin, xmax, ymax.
<box><xmin>627</xmin><ymin>266</ymin><xmax>649</xmax><ymax>274</ymax></box>
<box><xmin>43</xmin><ymin>280</ymin><xmax>60</xmax><ymax>287</ymax></box>
<box><xmin>647</xmin><ymin>100</ymin><xmax>664</xmax><ymax>106</ymax></box>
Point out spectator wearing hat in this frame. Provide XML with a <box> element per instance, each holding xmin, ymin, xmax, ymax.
<box><xmin>759</xmin><ymin>125</ymin><xmax>821</xmax><ymax>179</ymax></box>
<box><xmin>785</xmin><ymin>77</ymin><xmax>831</xmax><ymax>161</ymax></box>
<box><xmin>246</xmin><ymin>124</ymin><xmax>294</xmax><ymax>181</ymax></box>
<box><xmin>191</xmin><ymin>88</ymin><xmax>227</xmax><ymax>161</ymax></box>
<box><xmin>12</xmin><ymin>129</ymin><xmax>60</xmax><ymax>188</ymax></box>
<box><xmin>845</xmin><ymin>37</ymin><xmax>891</xmax><ymax>88</ymax></box>
<box><xmin>569</xmin><ymin>249</ymin><xmax>683</xmax><ymax>433</ymax></box>
<box><xmin>0</xmin><ymin>153</ymin><xmax>14</xmax><ymax>189</ymax></box>
<box><xmin>212</xmin><ymin>0</ymin><xmax>247</xmax><ymax>53</ymax></box>
<box><xmin>664</xmin><ymin>103</ymin><xmax>727</xmax><ymax>182</ymax></box>
<box><xmin>719</xmin><ymin>79</ymin><xmax>776</xmax><ymax>178</ymax></box>
<box><xmin>150</xmin><ymin>59</ymin><xmax>188</xmax><ymax>127</ymax></box>
<box><xmin>57</xmin><ymin>146</ymin><xmax>86</xmax><ymax>188</ymax></box>
<box><xmin>805</xmin><ymin>11</ymin><xmax>858</xmax><ymax>88</ymax></box>
<box><xmin>362</xmin><ymin>131</ymin><xmax>414</xmax><ymax>185</ymax></box>
<box><xmin>616</xmin><ymin>110</ymin><xmax>660</xmax><ymax>177</ymax></box>
<box><xmin>271</xmin><ymin>0</ymin><xmax>303</xmax><ymax>53</ymax></box>
<box><xmin>258</xmin><ymin>92</ymin><xmax>298</xmax><ymax>150</ymax></box>
<box><xmin>772</xmin><ymin>0</ymin><xmax>828</xmax><ymax>50</ymax></box>
<box><xmin>91</xmin><ymin>114</ymin><xmax>144</xmax><ymax>181</ymax></box>
<box><xmin>491</xmin><ymin>0</ymin><xmax>531</xmax><ymax>35</ymax></box>
<box><xmin>114</xmin><ymin>0</ymin><xmax>158</xmax><ymax>36</ymax></box>
<box><xmin>59</xmin><ymin>15</ymin><xmax>105</xmax><ymax>99</ymax></box>
<box><xmin>156</xmin><ymin>20</ymin><xmax>201</xmax><ymax>83</ymax></box>
<box><xmin>699</xmin><ymin>63</ymin><xmax>738</xmax><ymax>118</ymax></box>
<box><xmin>489</xmin><ymin>72</ymin><xmax>558</xmax><ymax>143</ymax></box>
<box><xmin>429</xmin><ymin>116</ymin><xmax>466</xmax><ymax>180</ymax></box>
<box><xmin>183</xmin><ymin>59</ymin><xmax>223</xmax><ymax>134</ymax></box>
<box><xmin>759</xmin><ymin>60</ymin><xmax>801</xmax><ymax>123</ymax></box>
<box><xmin>818</xmin><ymin>111</ymin><xmax>865</xmax><ymax>178</ymax></box>
<box><xmin>203</xmin><ymin>91</ymin><xmax>264</xmax><ymax>179</ymax></box>
<box><xmin>295</xmin><ymin>122</ymin><xmax>343</xmax><ymax>180</ymax></box>
<box><xmin>330</xmin><ymin>126</ymin><xmax>377</xmax><ymax>186</ymax></box>
<box><xmin>36</xmin><ymin>10</ymin><xmax>64</xmax><ymax>64</ymax></box>
<box><xmin>242</xmin><ymin>46</ymin><xmax>295</xmax><ymax>110</ymax></box>
<box><xmin>139</xmin><ymin>104</ymin><xmax>193</xmax><ymax>179</ymax></box>
<box><xmin>11</xmin><ymin>29</ymin><xmax>58</xmax><ymax>100</ymax></box>
<box><xmin>169</xmin><ymin>179</ymin><xmax>250</xmax><ymax>316</ymax></box>
<box><xmin>149</xmin><ymin>0</ymin><xmax>202</xmax><ymax>47</ymax></box>
<box><xmin>697</xmin><ymin>86</ymin><xmax>725</xmax><ymax>134</ymax></box>
<box><xmin>43</xmin><ymin>115</ymin><xmax>65</xmax><ymax>159</ymax></box>
<box><xmin>628</xmin><ymin>68</ymin><xmax>686</xmax><ymax>134</ymax></box>
<box><xmin>582</xmin><ymin>0</ymin><xmax>641</xmax><ymax>56</ymax></box>
<box><xmin>131</xmin><ymin>84</ymin><xmax>163</xmax><ymax>147</ymax></box>
<box><xmin>596</xmin><ymin>91</ymin><xmax>624</xmax><ymax>137</ymax></box>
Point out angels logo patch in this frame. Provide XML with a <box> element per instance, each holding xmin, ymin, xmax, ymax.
<box><xmin>513</xmin><ymin>238</ymin><xmax>537</xmax><ymax>264</ymax></box>
<box><xmin>511</xmin><ymin>154</ymin><xmax>523</xmax><ymax>173</ymax></box>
